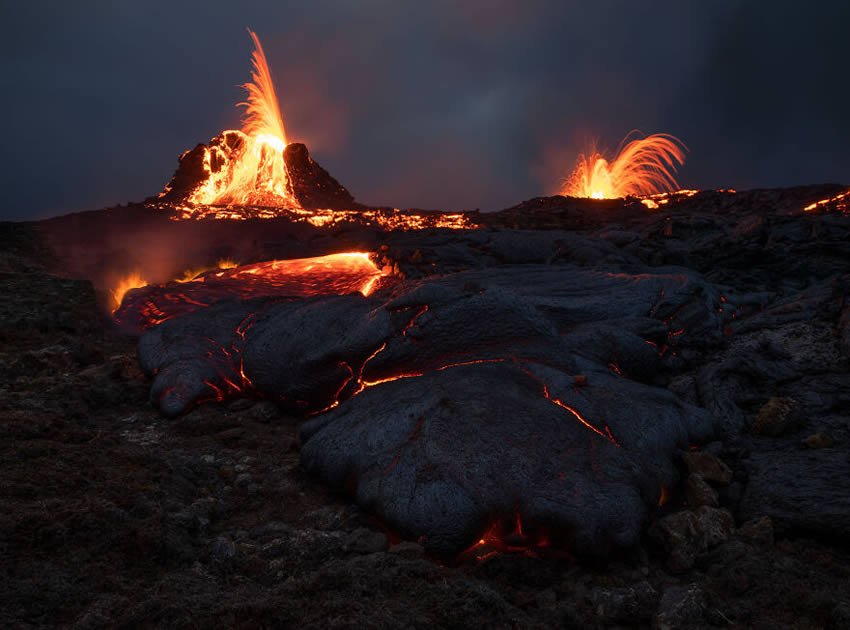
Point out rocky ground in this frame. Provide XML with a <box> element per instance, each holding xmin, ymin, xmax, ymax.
<box><xmin>2</xmin><ymin>189</ymin><xmax>850</xmax><ymax>628</ymax></box>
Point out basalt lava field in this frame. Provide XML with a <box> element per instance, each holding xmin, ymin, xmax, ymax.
<box><xmin>3</xmin><ymin>28</ymin><xmax>850</xmax><ymax>630</ymax></box>
<box><xmin>3</xmin><ymin>177</ymin><xmax>850</xmax><ymax>627</ymax></box>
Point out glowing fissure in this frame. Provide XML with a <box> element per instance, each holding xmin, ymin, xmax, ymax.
<box><xmin>562</xmin><ymin>132</ymin><xmax>687</xmax><ymax>199</ymax></box>
<box><xmin>542</xmin><ymin>385</ymin><xmax>620</xmax><ymax>446</ymax></box>
<box><xmin>310</xmin><ymin>320</ymin><xmax>621</xmax><ymax>447</ymax></box>
<box><xmin>462</xmin><ymin>512</ymin><xmax>558</xmax><ymax>562</ymax></box>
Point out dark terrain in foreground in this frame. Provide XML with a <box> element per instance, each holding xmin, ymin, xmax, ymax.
<box><xmin>2</xmin><ymin>186</ymin><xmax>850</xmax><ymax>628</ymax></box>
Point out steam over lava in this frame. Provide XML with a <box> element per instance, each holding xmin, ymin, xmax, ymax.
<box><xmin>160</xmin><ymin>30</ymin><xmax>296</xmax><ymax>207</ymax></box>
<box><xmin>561</xmin><ymin>132</ymin><xmax>687</xmax><ymax>199</ymax></box>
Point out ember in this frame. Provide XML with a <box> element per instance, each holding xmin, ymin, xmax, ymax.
<box><xmin>562</xmin><ymin>131</ymin><xmax>687</xmax><ymax>199</ymax></box>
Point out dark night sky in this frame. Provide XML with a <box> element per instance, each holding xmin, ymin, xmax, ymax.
<box><xmin>1</xmin><ymin>1</ymin><xmax>848</xmax><ymax>221</ymax></box>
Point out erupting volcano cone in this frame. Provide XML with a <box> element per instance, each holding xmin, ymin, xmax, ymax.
<box><xmin>155</xmin><ymin>30</ymin><xmax>356</xmax><ymax>212</ymax></box>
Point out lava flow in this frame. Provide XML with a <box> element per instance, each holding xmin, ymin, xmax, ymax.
<box><xmin>112</xmin><ymin>252</ymin><xmax>388</xmax><ymax>331</ymax></box>
<box><xmin>155</xmin><ymin>202</ymin><xmax>476</xmax><ymax>229</ymax></box>
<box><xmin>803</xmin><ymin>188</ymin><xmax>850</xmax><ymax>213</ymax></box>
<box><xmin>562</xmin><ymin>131</ymin><xmax>687</xmax><ymax>199</ymax></box>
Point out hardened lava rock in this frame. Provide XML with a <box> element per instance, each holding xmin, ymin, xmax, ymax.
<box><xmin>300</xmin><ymin>362</ymin><xmax>714</xmax><ymax>558</ymax></box>
<box><xmin>137</xmin><ymin>265</ymin><xmax>725</xmax><ymax>557</ymax></box>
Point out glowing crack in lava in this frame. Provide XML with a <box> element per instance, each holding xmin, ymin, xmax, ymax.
<box><xmin>160</xmin><ymin>30</ymin><xmax>296</xmax><ymax>207</ymax></box>
<box><xmin>561</xmin><ymin>131</ymin><xmax>687</xmax><ymax>199</ymax></box>
<box><xmin>112</xmin><ymin>252</ymin><xmax>388</xmax><ymax>332</ymax></box>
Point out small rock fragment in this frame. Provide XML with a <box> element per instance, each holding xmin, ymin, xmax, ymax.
<box><xmin>803</xmin><ymin>433</ymin><xmax>834</xmax><ymax>449</ymax></box>
<box><xmin>685</xmin><ymin>474</ymin><xmax>719</xmax><ymax>508</ymax></box>
<box><xmin>694</xmin><ymin>506</ymin><xmax>735</xmax><ymax>549</ymax></box>
<box><xmin>250</xmin><ymin>400</ymin><xmax>281</xmax><ymax>423</ymax></box>
<box><xmin>211</xmin><ymin>536</ymin><xmax>236</xmax><ymax>562</ymax></box>
<box><xmin>536</xmin><ymin>588</ymin><xmax>558</xmax><ymax>610</ymax></box>
<box><xmin>388</xmin><ymin>541</ymin><xmax>425</xmax><ymax>557</ymax></box>
<box><xmin>654</xmin><ymin>584</ymin><xmax>707</xmax><ymax>630</ymax></box>
<box><xmin>832</xmin><ymin>601</ymin><xmax>850</xmax><ymax>627</ymax></box>
<box><xmin>649</xmin><ymin>511</ymin><xmax>701</xmax><ymax>573</ymax></box>
<box><xmin>345</xmin><ymin>527</ymin><xmax>389</xmax><ymax>554</ymax></box>
<box><xmin>649</xmin><ymin>507</ymin><xmax>734</xmax><ymax>573</ymax></box>
<box><xmin>589</xmin><ymin>581</ymin><xmax>657</xmax><ymax>623</ymax></box>
<box><xmin>681</xmin><ymin>451</ymin><xmax>733</xmax><ymax>485</ymax></box>
<box><xmin>737</xmin><ymin>515</ymin><xmax>774</xmax><ymax>546</ymax></box>
<box><xmin>751</xmin><ymin>397</ymin><xmax>801</xmax><ymax>436</ymax></box>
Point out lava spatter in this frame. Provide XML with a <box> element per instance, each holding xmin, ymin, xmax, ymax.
<box><xmin>562</xmin><ymin>131</ymin><xmax>687</xmax><ymax>199</ymax></box>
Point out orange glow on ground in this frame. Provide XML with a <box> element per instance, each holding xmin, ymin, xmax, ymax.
<box><xmin>562</xmin><ymin>132</ymin><xmax>686</xmax><ymax>199</ymax></box>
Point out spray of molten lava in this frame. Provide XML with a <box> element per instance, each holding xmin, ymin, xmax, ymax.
<box><xmin>561</xmin><ymin>131</ymin><xmax>687</xmax><ymax>199</ymax></box>
<box><xmin>180</xmin><ymin>30</ymin><xmax>296</xmax><ymax>207</ymax></box>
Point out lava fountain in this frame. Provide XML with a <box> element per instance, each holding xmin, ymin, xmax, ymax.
<box><xmin>160</xmin><ymin>30</ymin><xmax>297</xmax><ymax>207</ymax></box>
<box><xmin>561</xmin><ymin>131</ymin><xmax>687</xmax><ymax>199</ymax></box>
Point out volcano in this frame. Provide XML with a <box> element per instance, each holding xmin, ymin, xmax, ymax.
<box><xmin>156</xmin><ymin>135</ymin><xmax>357</xmax><ymax>213</ymax></box>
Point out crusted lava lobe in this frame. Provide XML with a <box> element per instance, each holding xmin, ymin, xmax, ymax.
<box><xmin>138</xmin><ymin>265</ymin><xmax>722</xmax><ymax>558</ymax></box>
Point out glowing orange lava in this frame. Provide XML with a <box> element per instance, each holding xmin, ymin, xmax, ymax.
<box><xmin>222</xmin><ymin>252</ymin><xmax>384</xmax><ymax>297</ymax></box>
<box><xmin>111</xmin><ymin>252</ymin><xmax>387</xmax><ymax>329</ymax></box>
<box><xmin>562</xmin><ymin>131</ymin><xmax>687</xmax><ymax>199</ymax></box>
<box><xmin>460</xmin><ymin>512</ymin><xmax>559</xmax><ymax>562</ymax></box>
<box><xmin>803</xmin><ymin>188</ymin><xmax>850</xmax><ymax>213</ymax></box>
<box><xmin>148</xmin><ymin>201</ymin><xmax>477</xmax><ymax>229</ymax></box>
<box><xmin>175</xmin><ymin>258</ymin><xmax>242</xmax><ymax>283</ymax></box>
<box><xmin>166</xmin><ymin>30</ymin><xmax>296</xmax><ymax>207</ymax></box>
<box><xmin>111</xmin><ymin>272</ymin><xmax>147</xmax><ymax>312</ymax></box>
